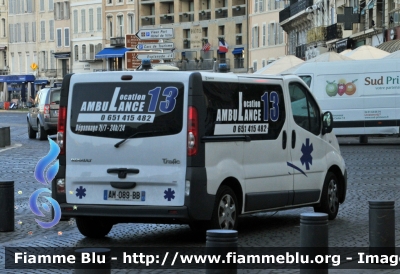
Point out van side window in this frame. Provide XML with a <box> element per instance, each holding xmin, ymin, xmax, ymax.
<box><xmin>202</xmin><ymin>81</ymin><xmax>285</xmax><ymax>140</ymax></box>
<box><xmin>299</xmin><ymin>75</ymin><xmax>312</xmax><ymax>88</ymax></box>
<box><xmin>289</xmin><ymin>82</ymin><xmax>321</xmax><ymax>135</ymax></box>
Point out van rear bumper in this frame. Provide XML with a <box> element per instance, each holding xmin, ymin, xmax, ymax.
<box><xmin>59</xmin><ymin>204</ymin><xmax>190</xmax><ymax>223</ymax></box>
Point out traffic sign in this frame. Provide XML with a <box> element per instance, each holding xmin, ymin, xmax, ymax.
<box><xmin>125</xmin><ymin>52</ymin><xmax>161</xmax><ymax>70</ymax></box>
<box><xmin>125</xmin><ymin>34</ymin><xmax>159</xmax><ymax>48</ymax></box>
<box><xmin>136</xmin><ymin>42</ymin><xmax>174</xmax><ymax>50</ymax></box>
<box><xmin>136</xmin><ymin>53</ymin><xmax>175</xmax><ymax>60</ymax></box>
<box><xmin>136</xmin><ymin>28</ymin><xmax>174</xmax><ymax>40</ymax></box>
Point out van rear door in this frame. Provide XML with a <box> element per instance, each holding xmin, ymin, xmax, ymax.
<box><xmin>65</xmin><ymin>73</ymin><xmax>186</xmax><ymax>207</ymax></box>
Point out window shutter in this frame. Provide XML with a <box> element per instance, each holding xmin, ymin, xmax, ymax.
<box><xmin>268</xmin><ymin>23</ymin><xmax>272</xmax><ymax>45</ymax></box>
<box><xmin>65</xmin><ymin>28</ymin><xmax>70</xmax><ymax>47</ymax></box>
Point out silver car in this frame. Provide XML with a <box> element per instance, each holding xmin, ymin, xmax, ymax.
<box><xmin>27</xmin><ymin>87</ymin><xmax>60</xmax><ymax>140</ymax></box>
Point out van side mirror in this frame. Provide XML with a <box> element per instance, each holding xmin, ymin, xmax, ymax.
<box><xmin>322</xmin><ymin>111</ymin><xmax>333</xmax><ymax>135</ymax></box>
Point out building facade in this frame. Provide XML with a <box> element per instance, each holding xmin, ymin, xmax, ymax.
<box><xmin>278</xmin><ymin>0</ymin><xmax>397</xmax><ymax>59</ymax></box>
<box><xmin>70</xmin><ymin>0</ymin><xmax>103</xmax><ymax>74</ymax></box>
<box><xmin>249</xmin><ymin>0</ymin><xmax>286</xmax><ymax>72</ymax></box>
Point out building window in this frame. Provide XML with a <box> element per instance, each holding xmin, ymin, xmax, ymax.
<box><xmin>60</xmin><ymin>2</ymin><xmax>65</xmax><ymax>19</ymax></box>
<box><xmin>89</xmin><ymin>9</ymin><xmax>94</xmax><ymax>31</ymax></box>
<box><xmin>97</xmin><ymin>8</ymin><xmax>102</xmax><ymax>30</ymax></box>
<box><xmin>268</xmin><ymin>23</ymin><xmax>284</xmax><ymax>46</ymax></box>
<box><xmin>24</xmin><ymin>22</ymin><xmax>29</xmax><ymax>42</ymax></box>
<box><xmin>27</xmin><ymin>0</ymin><xmax>34</xmax><ymax>13</ymax></box>
<box><xmin>50</xmin><ymin>50</ymin><xmax>55</xmax><ymax>69</ymax></box>
<box><xmin>2</xmin><ymin>19</ymin><xmax>6</xmax><ymax>38</ymax></box>
<box><xmin>262</xmin><ymin>24</ymin><xmax>266</xmax><ymax>46</ymax></box>
<box><xmin>74</xmin><ymin>45</ymin><xmax>78</xmax><ymax>61</ymax></box>
<box><xmin>49</xmin><ymin>0</ymin><xmax>53</xmax><ymax>11</ymax></box>
<box><xmin>108</xmin><ymin>16</ymin><xmax>113</xmax><ymax>38</ymax></box>
<box><xmin>40</xmin><ymin>0</ymin><xmax>44</xmax><ymax>11</ymax></box>
<box><xmin>218</xmin><ymin>25</ymin><xmax>225</xmax><ymax>36</ymax></box>
<box><xmin>73</xmin><ymin>10</ymin><xmax>78</xmax><ymax>33</ymax></box>
<box><xmin>57</xmin><ymin>28</ymin><xmax>62</xmax><ymax>47</ymax></box>
<box><xmin>17</xmin><ymin>23</ymin><xmax>22</xmax><ymax>42</ymax></box>
<box><xmin>252</xmin><ymin>26</ymin><xmax>259</xmax><ymax>48</ymax></box>
<box><xmin>117</xmin><ymin>15</ymin><xmax>124</xmax><ymax>37</ymax></box>
<box><xmin>81</xmin><ymin>9</ymin><xmax>86</xmax><ymax>32</ymax></box>
<box><xmin>49</xmin><ymin>20</ymin><xmax>54</xmax><ymax>41</ymax></box>
<box><xmin>90</xmin><ymin>44</ymin><xmax>95</xmax><ymax>59</ymax></box>
<box><xmin>9</xmin><ymin>24</ymin><xmax>13</xmax><ymax>43</ymax></box>
<box><xmin>81</xmin><ymin>44</ymin><xmax>86</xmax><ymax>60</ymax></box>
<box><xmin>64</xmin><ymin>28</ymin><xmax>70</xmax><ymax>47</ymax></box>
<box><xmin>128</xmin><ymin>14</ymin><xmax>134</xmax><ymax>34</ymax></box>
<box><xmin>32</xmin><ymin>22</ymin><xmax>36</xmax><ymax>42</ymax></box>
<box><xmin>253</xmin><ymin>61</ymin><xmax>257</xmax><ymax>72</ymax></box>
<box><xmin>40</xmin><ymin>21</ymin><xmax>46</xmax><ymax>41</ymax></box>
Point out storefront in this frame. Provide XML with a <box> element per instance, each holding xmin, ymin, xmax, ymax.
<box><xmin>0</xmin><ymin>75</ymin><xmax>35</xmax><ymax>104</ymax></box>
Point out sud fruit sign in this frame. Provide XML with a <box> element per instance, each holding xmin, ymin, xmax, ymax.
<box><xmin>325</xmin><ymin>78</ymin><xmax>358</xmax><ymax>97</ymax></box>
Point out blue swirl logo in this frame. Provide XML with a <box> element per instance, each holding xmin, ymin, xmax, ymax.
<box><xmin>29</xmin><ymin>137</ymin><xmax>61</xmax><ymax>228</ymax></box>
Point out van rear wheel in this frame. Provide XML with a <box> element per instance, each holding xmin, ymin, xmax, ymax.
<box><xmin>210</xmin><ymin>185</ymin><xmax>238</xmax><ymax>230</ymax></box>
<box><xmin>314</xmin><ymin>172</ymin><xmax>339</xmax><ymax>220</ymax></box>
<box><xmin>76</xmin><ymin>217</ymin><xmax>113</xmax><ymax>238</ymax></box>
<box><xmin>37</xmin><ymin>121</ymin><xmax>48</xmax><ymax>140</ymax></box>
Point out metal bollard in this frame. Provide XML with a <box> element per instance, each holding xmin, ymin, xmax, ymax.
<box><xmin>3</xmin><ymin>126</ymin><xmax>10</xmax><ymax>146</ymax></box>
<box><xmin>206</xmin><ymin>229</ymin><xmax>238</xmax><ymax>274</ymax></box>
<box><xmin>74</xmin><ymin>248</ymin><xmax>111</xmax><ymax>274</ymax></box>
<box><xmin>300</xmin><ymin>212</ymin><xmax>328</xmax><ymax>274</ymax></box>
<box><xmin>0</xmin><ymin>127</ymin><xmax>5</xmax><ymax>147</ymax></box>
<box><xmin>369</xmin><ymin>201</ymin><xmax>395</xmax><ymax>258</ymax></box>
<box><xmin>0</xmin><ymin>181</ymin><xmax>15</xmax><ymax>232</ymax></box>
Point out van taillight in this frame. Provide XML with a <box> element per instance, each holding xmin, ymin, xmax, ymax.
<box><xmin>57</xmin><ymin>106</ymin><xmax>67</xmax><ymax>155</ymax></box>
<box><xmin>44</xmin><ymin>104</ymin><xmax>50</xmax><ymax>118</ymax></box>
<box><xmin>187</xmin><ymin>106</ymin><xmax>198</xmax><ymax>156</ymax></box>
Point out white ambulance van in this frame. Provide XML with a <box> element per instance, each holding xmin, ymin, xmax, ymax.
<box><xmin>282</xmin><ymin>58</ymin><xmax>400</xmax><ymax>143</ymax></box>
<box><xmin>53</xmin><ymin>71</ymin><xmax>347</xmax><ymax>238</ymax></box>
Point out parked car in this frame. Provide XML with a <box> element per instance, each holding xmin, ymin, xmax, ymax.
<box><xmin>27</xmin><ymin>87</ymin><xmax>60</xmax><ymax>140</ymax></box>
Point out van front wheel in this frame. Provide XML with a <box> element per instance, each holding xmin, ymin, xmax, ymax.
<box><xmin>211</xmin><ymin>185</ymin><xmax>238</xmax><ymax>230</ymax></box>
<box><xmin>314</xmin><ymin>172</ymin><xmax>339</xmax><ymax>220</ymax></box>
<box><xmin>76</xmin><ymin>217</ymin><xmax>113</xmax><ymax>238</ymax></box>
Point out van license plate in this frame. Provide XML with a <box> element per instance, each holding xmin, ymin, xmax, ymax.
<box><xmin>103</xmin><ymin>190</ymin><xmax>145</xmax><ymax>201</ymax></box>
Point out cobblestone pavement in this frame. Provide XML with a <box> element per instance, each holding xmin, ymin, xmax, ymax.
<box><xmin>0</xmin><ymin>112</ymin><xmax>400</xmax><ymax>273</ymax></box>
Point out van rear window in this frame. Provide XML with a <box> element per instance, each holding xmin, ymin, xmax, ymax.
<box><xmin>69</xmin><ymin>82</ymin><xmax>184</xmax><ymax>138</ymax></box>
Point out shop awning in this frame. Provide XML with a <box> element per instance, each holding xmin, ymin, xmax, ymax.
<box><xmin>95</xmin><ymin>47</ymin><xmax>130</xmax><ymax>59</ymax></box>
<box><xmin>54</xmin><ymin>52</ymin><xmax>71</xmax><ymax>58</ymax></box>
<box><xmin>376</xmin><ymin>39</ymin><xmax>400</xmax><ymax>53</ymax></box>
<box><xmin>34</xmin><ymin>79</ymin><xmax>50</xmax><ymax>85</ymax></box>
<box><xmin>232</xmin><ymin>47</ymin><xmax>244</xmax><ymax>55</ymax></box>
<box><xmin>0</xmin><ymin>75</ymin><xmax>35</xmax><ymax>83</ymax></box>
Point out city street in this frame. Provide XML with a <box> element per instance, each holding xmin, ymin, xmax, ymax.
<box><xmin>0</xmin><ymin>111</ymin><xmax>400</xmax><ymax>274</ymax></box>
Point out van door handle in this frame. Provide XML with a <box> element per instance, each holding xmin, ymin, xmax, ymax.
<box><xmin>291</xmin><ymin>130</ymin><xmax>296</xmax><ymax>149</ymax></box>
<box><xmin>107</xmin><ymin>168</ymin><xmax>139</xmax><ymax>179</ymax></box>
<box><xmin>282</xmin><ymin>130</ymin><xmax>287</xmax><ymax>149</ymax></box>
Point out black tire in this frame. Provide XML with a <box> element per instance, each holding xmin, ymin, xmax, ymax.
<box><xmin>76</xmin><ymin>217</ymin><xmax>113</xmax><ymax>238</ymax></box>
<box><xmin>314</xmin><ymin>172</ymin><xmax>339</xmax><ymax>220</ymax></box>
<box><xmin>27</xmin><ymin>121</ymin><xmax>36</xmax><ymax>139</ymax></box>
<box><xmin>37</xmin><ymin>120</ymin><xmax>48</xmax><ymax>140</ymax></box>
<box><xmin>210</xmin><ymin>185</ymin><xmax>238</xmax><ymax>230</ymax></box>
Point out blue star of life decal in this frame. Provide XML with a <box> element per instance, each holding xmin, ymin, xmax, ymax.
<box><xmin>164</xmin><ymin>188</ymin><xmax>175</xmax><ymax>201</ymax></box>
<box><xmin>300</xmin><ymin>138</ymin><xmax>313</xmax><ymax>170</ymax></box>
<box><xmin>76</xmin><ymin>186</ymin><xmax>86</xmax><ymax>199</ymax></box>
